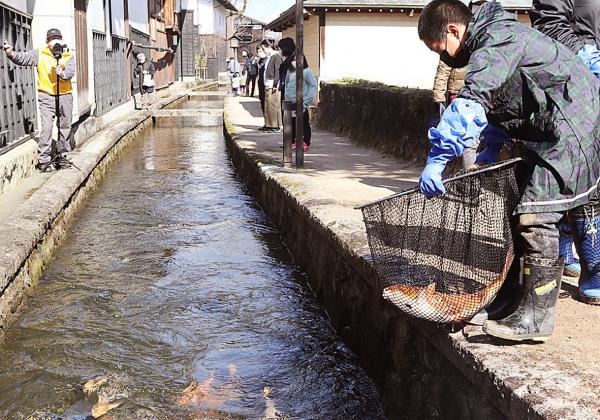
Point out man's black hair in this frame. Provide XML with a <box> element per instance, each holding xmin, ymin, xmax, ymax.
<box><xmin>278</xmin><ymin>37</ymin><xmax>296</xmax><ymax>58</ymax></box>
<box><xmin>418</xmin><ymin>0</ymin><xmax>472</xmax><ymax>41</ymax></box>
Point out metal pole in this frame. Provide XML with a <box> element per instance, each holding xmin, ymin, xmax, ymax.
<box><xmin>295</xmin><ymin>0</ymin><xmax>304</xmax><ymax>167</ymax></box>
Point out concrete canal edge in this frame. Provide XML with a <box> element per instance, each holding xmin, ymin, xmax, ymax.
<box><xmin>222</xmin><ymin>112</ymin><xmax>590</xmax><ymax>419</ymax></box>
<box><xmin>0</xmin><ymin>82</ymin><xmax>217</xmax><ymax>333</ymax></box>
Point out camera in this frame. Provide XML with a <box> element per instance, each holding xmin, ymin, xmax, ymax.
<box><xmin>51</xmin><ymin>42</ymin><xmax>67</xmax><ymax>59</ymax></box>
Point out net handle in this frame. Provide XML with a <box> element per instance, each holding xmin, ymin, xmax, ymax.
<box><xmin>355</xmin><ymin>157</ymin><xmax>524</xmax><ymax>210</ymax></box>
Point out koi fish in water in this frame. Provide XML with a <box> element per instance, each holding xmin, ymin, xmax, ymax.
<box><xmin>382</xmin><ymin>249</ymin><xmax>514</xmax><ymax>323</ymax></box>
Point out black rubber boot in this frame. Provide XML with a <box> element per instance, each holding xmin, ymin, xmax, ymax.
<box><xmin>469</xmin><ymin>256</ymin><xmax>523</xmax><ymax>326</ymax></box>
<box><xmin>483</xmin><ymin>256</ymin><xmax>563</xmax><ymax>342</ymax></box>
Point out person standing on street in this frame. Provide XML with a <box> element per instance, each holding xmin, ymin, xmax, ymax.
<box><xmin>134</xmin><ymin>53</ymin><xmax>156</xmax><ymax>109</ymax></box>
<box><xmin>531</xmin><ymin>0</ymin><xmax>600</xmax><ymax>304</ymax></box>
<box><xmin>3</xmin><ymin>28</ymin><xmax>76</xmax><ymax>172</ymax></box>
<box><xmin>242</xmin><ymin>50</ymin><xmax>258</xmax><ymax>97</ymax></box>
<box><xmin>261</xmin><ymin>39</ymin><xmax>283</xmax><ymax>133</ymax></box>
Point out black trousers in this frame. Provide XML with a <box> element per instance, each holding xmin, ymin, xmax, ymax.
<box><xmin>246</xmin><ymin>75</ymin><xmax>257</xmax><ymax>97</ymax></box>
<box><xmin>258</xmin><ymin>83</ymin><xmax>265</xmax><ymax>113</ymax></box>
<box><xmin>292</xmin><ymin>109</ymin><xmax>312</xmax><ymax>146</ymax></box>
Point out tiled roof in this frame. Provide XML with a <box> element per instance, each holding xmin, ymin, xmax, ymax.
<box><xmin>267</xmin><ymin>1</ymin><xmax>532</xmax><ymax>31</ymax></box>
<box><xmin>304</xmin><ymin>0</ymin><xmax>531</xmax><ymax>9</ymax></box>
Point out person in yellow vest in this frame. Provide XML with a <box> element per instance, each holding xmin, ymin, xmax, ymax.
<box><xmin>3</xmin><ymin>28</ymin><xmax>76</xmax><ymax>172</ymax></box>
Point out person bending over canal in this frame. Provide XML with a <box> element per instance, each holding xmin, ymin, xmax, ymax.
<box><xmin>3</xmin><ymin>28</ymin><xmax>75</xmax><ymax>172</ymax></box>
<box><xmin>530</xmin><ymin>0</ymin><xmax>600</xmax><ymax>304</ymax></box>
<box><xmin>417</xmin><ymin>0</ymin><xmax>600</xmax><ymax>341</ymax></box>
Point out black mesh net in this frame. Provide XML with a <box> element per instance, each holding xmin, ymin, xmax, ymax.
<box><xmin>360</xmin><ymin>159</ymin><xmax>522</xmax><ymax>323</ymax></box>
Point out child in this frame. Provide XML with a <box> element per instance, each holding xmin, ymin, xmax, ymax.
<box><xmin>239</xmin><ymin>70</ymin><xmax>247</xmax><ymax>96</ymax></box>
<box><xmin>231</xmin><ymin>72</ymin><xmax>241</xmax><ymax>97</ymax></box>
<box><xmin>417</xmin><ymin>0</ymin><xmax>600</xmax><ymax>341</ymax></box>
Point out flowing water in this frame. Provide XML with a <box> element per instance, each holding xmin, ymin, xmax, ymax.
<box><xmin>0</xmin><ymin>96</ymin><xmax>385</xmax><ymax>419</ymax></box>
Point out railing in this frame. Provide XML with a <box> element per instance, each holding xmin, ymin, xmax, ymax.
<box><xmin>0</xmin><ymin>4</ymin><xmax>37</xmax><ymax>153</ymax></box>
<box><xmin>92</xmin><ymin>31</ymin><xmax>130</xmax><ymax>116</ymax></box>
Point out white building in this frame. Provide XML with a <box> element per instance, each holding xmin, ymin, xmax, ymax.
<box><xmin>267</xmin><ymin>0</ymin><xmax>532</xmax><ymax>89</ymax></box>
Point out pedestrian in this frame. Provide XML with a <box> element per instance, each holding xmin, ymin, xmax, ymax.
<box><xmin>531</xmin><ymin>0</ymin><xmax>600</xmax><ymax>302</ymax></box>
<box><xmin>242</xmin><ymin>50</ymin><xmax>258</xmax><ymax>97</ymax></box>
<box><xmin>227</xmin><ymin>56</ymin><xmax>241</xmax><ymax>84</ymax></box>
<box><xmin>3</xmin><ymin>28</ymin><xmax>76</xmax><ymax>172</ymax></box>
<box><xmin>278</xmin><ymin>37</ymin><xmax>295</xmax><ymax>123</ymax></box>
<box><xmin>417</xmin><ymin>0</ymin><xmax>600</xmax><ymax>341</ymax></box>
<box><xmin>256</xmin><ymin>46</ymin><xmax>267</xmax><ymax>116</ymax></box>
<box><xmin>134</xmin><ymin>52</ymin><xmax>156</xmax><ymax>109</ymax></box>
<box><xmin>284</xmin><ymin>54</ymin><xmax>317</xmax><ymax>152</ymax></box>
<box><xmin>238</xmin><ymin>70</ymin><xmax>247</xmax><ymax>96</ymax></box>
<box><xmin>431</xmin><ymin>60</ymin><xmax>479</xmax><ymax>168</ymax></box>
<box><xmin>261</xmin><ymin>39</ymin><xmax>283</xmax><ymax>133</ymax></box>
<box><xmin>231</xmin><ymin>72</ymin><xmax>242</xmax><ymax>97</ymax></box>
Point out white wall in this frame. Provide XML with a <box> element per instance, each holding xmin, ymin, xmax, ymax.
<box><xmin>110</xmin><ymin>0</ymin><xmax>126</xmax><ymax>37</ymax></box>
<box><xmin>88</xmin><ymin>0</ymin><xmax>106</xmax><ymax>32</ymax></box>
<box><xmin>198</xmin><ymin>0</ymin><xmax>214</xmax><ymax>34</ymax></box>
<box><xmin>323</xmin><ymin>12</ymin><xmax>439</xmax><ymax>89</ymax></box>
<box><xmin>3</xmin><ymin>0</ymin><xmax>27</xmax><ymax>13</ymax></box>
<box><xmin>128</xmin><ymin>0</ymin><xmax>149</xmax><ymax>34</ymax></box>
<box><xmin>213</xmin><ymin>4</ymin><xmax>227</xmax><ymax>38</ymax></box>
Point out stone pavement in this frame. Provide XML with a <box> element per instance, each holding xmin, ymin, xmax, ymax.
<box><xmin>225</xmin><ymin>95</ymin><xmax>600</xmax><ymax>419</ymax></box>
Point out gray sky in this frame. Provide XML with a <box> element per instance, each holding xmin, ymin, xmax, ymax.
<box><xmin>244</xmin><ymin>0</ymin><xmax>294</xmax><ymax>24</ymax></box>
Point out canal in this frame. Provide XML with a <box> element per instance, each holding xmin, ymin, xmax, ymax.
<box><xmin>0</xmin><ymin>96</ymin><xmax>385</xmax><ymax>419</ymax></box>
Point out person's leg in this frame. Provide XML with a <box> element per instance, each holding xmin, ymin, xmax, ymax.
<box><xmin>250</xmin><ymin>76</ymin><xmax>256</xmax><ymax>97</ymax></box>
<box><xmin>274</xmin><ymin>90</ymin><xmax>282</xmax><ymax>129</ymax></box>
<box><xmin>264</xmin><ymin>89</ymin><xmax>274</xmax><ymax>128</ymax></box>
<box><xmin>559</xmin><ymin>220</ymin><xmax>581</xmax><ymax>277</ymax></box>
<box><xmin>484</xmin><ymin>212</ymin><xmax>564</xmax><ymax>341</ymax></box>
<box><xmin>291</xmin><ymin>114</ymin><xmax>296</xmax><ymax>147</ymax></box>
<box><xmin>57</xmin><ymin>93</ymin><xmax>73</xmax><ymax>158</ymax></box>
<box><xmin>569</xmin><ymin>198</ymin><xmax>600</xmax><ymax>304</ymax></box>
<box><xmin>303</xmin><ymin>109</ymin><xmax>311</xmax><ymax>146</ymax></box>
<box><xmin>37</xmin><ymin>93</ymin><xmax>56</xmax><ymax>166</ymax></box>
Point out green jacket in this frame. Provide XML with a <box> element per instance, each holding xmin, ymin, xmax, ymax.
<box><xmin>460</xmin><ymin>2</ymin><xmax>600</xmax><ymax>214</ymax></box>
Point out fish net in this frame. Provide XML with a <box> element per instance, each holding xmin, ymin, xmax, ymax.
<box><xmin>360</xmin><ymin>159</ymin><xmax>522</xmax><ymax>323</ymax></box>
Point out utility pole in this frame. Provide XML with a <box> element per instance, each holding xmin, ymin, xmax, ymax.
<box><xmin>295</xmin><ymin>0</ymin><xmax>304</xmax><ymax>167</ymax></box>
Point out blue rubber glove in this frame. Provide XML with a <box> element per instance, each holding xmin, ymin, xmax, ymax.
<box><xmin>420</xmin><ymin>161</ymin><xmax>446</xmax><ymax>197</ymax></box>
<box><xmin>420</xmin><ymin>146</ymin><xmax>455</xmax><ymax>197</ymax></box>
<box><xmin>578</xmin><ymin>43</ymin><xmax>600</xmax><ymax>79</ymax></box>
<box><xmin>475</xmin><ymin>125</ymin><xmax>509</xmax><ymax>164</ymax></box>
<box><xmin>475</xmin><ymin>143</ymin><xmax>503</xmax><ymax>164</ymax></box>
<box><xmin>428</xmin><ymin>98</ymin><xmax>488</xmax><ymax>157</ymax></box>
<box><xmin>420</xmin><ymin>98</ymin><xmax>488</xmax><ymax>197</ymax></box>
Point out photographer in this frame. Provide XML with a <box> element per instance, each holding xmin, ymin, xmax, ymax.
<box><xmin>3</xmin><ymin>28</ymin><xmax>76</xmax><ymax>172</ymax></box>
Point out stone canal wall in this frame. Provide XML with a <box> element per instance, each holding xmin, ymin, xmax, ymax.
<box><xmin>0</xmin><ymin>82</ymin><xmax>217</xmax><ymax>332</ymax></box>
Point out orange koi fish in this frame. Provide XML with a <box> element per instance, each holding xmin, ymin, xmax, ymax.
<box><xmin>382</xmin><ymin>249</ymin><xmax>514</xmax><ymax>323</ymax></box>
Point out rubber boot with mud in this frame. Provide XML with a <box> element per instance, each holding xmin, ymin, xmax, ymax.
<box><xmin>483</xmin><ymin>256</ymin><xmax>563</xmax><ymax>342</ymax></box>
<box><xmin>559</xmin><ymin>222</ymin><xmax>581</xmax><ymax>277</ymax></box>
<box><xmin>469</xmin><ymin>256</ymin><xmax>523</xmax><ymax>326</ymax></box>
<box><xmin>569</xmin><ymin>203</ymin><xmax>600</xmax><ymax>305</ymax></box>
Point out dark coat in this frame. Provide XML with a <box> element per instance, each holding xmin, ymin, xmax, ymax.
<box><xmin>460</xmin><ymin>1</ymin><xmax>600</xmax><ymax>214</ymax></box>
<box><xmin>531</xmin><ymin>0</ymin><xmax>600</xmax><ymax>53</ymax></box>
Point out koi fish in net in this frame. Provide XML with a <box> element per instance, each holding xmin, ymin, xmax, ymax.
<box><xmin>382</xmin><ymin>249</ymin><xmax>514</xmax><ymax>323</ymax></box>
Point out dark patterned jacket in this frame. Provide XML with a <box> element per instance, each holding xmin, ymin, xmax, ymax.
<box><xmin>530</xmin><ymin>0</ymin><xmax>600</xmax><ymax>53</ymax></box>
<box><xmin>460</xmin><ymin>1</ymin><xmax>600</xmax><ymax>214</ymax></box>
